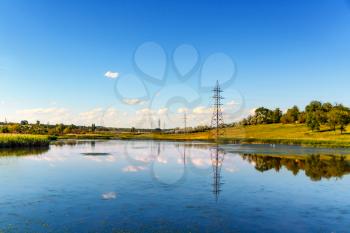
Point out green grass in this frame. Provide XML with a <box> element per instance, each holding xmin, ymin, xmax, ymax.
<box><xmin>116</xmin><ymin>124</ymin><xmax>350</xmax><ymax>148</ymax></box>
<box><xmin>58</xmin><ymin>133</ymin><xmax>114</xmax><ymax>140</ymax></box>
<box><xmin>221</xmin><ymin>124</ymin><xmax>350</xmax><ymax>147</ymax></box>
<box><xmin>0</xmin><ymin>134</ymin><xmax>50</xmax><ymax>148</ymax></box>
<box><xmin>3</xmin><ymin>124</ymin><xmax>350</xmax><ymax>148</ymax></box>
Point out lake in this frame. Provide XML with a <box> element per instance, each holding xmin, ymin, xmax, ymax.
<box><xmin>1</xmin><ymin>140</ymin><xmax>350</xmax><ymax>233</ymax></box>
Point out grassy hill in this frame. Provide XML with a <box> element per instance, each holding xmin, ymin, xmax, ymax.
<box><xmin>222</xmin><ymin>124</ymin><xmax>350</xmax><ymax>147</ymax></box>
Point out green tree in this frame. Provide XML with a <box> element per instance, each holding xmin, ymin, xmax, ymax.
<box><xmin>337</xmin><ymin>109</ymin><xmax>350</xmax><ymax>134</ymax></box>
<box><xmin>306</xmin><ymin>113</ymin><xmax>320</xmax><ymax>131</ymax></box>
<box><xmin>281</xmin><ymin>106</ymin><xmax>300</xmax><ymax>123</ymax></box>
<box><xmin>255</xmin><ymin>107</ymin><xmax>273</xmax><ymax>124</ymax></box>
<box><xmin>20</xmin><ymin>120</ymin><xmax>28</xmax><ymax>125</ymax></box>
<box><xmin>55</xmin><ymin>124</ymin><xmax>65</xmax><ymax>135</ymax></box>
<box><xmin>298</xmin><ymin>112</ymin><xmax>306</xmax><ymax>123</ymax></box>
<box><xmin>272</xmin><ymin>108</ymin><xmax>282</xmax><ymax>123</ymax></box>
<box><xmin>327</xmin><ymin>109</ymin><xmax>338</xmax><ymax>131</ymax></box>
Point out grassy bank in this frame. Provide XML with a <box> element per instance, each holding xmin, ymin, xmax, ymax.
<box><xmin>117</xmin><ymin>124</ymin><xmax>350</xmax><ymax>148</ymax></box>
<box><xmin>222</xmin><ymin>124</ymin><xmax>350</xmax><ymax>147</ymax></box>
<box><xmin>0</xmin><ymin>134</ymin><xmax>50</xmax><ymax>148</ymax></box>
<box><xmin>58</xmin><ymin>133</ymin><xmax>115</xmax><ymax>140</ymax></box>
<box><xmin>2</xmin><ymin>124</ymin><xmax>350</xmax><ymax>148</ymax></box>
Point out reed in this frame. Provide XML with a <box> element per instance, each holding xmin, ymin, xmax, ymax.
<box><xmin>0</xmin><ymin>134</ymin><xmax>50</xmax><ymax>148</ymax></box>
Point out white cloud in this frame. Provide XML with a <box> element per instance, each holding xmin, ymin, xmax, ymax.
<box><xmin>136</xmin><ymin>108</ymin><xmax>154</xmax><ymax>115</ymax></box>
<box><xmin>157</xmin><ymin>108</ymin><xmax>168</xmax><ymax>115</ymax></box>
<box><xmin>123</xmin><ymin>98</ymin><xmax>146</xmax><ymax>105</ymax></box>
<box><xmin>16</xmin><ymin>107</ymin><xmax>71</xmax><ymax>124</ymax></box>
<box><xmin>177</xmin><ymin>107</ymin><xmax>188</xmax><ymax>113</ymax></box>
<box><xmin>192</xmin><ymin>106</ymin><xmax>212</xmax><ymax>114</ymax></box>
<box><xmin>17</xmin><ymin>107</ymin><xmax>68</xmax><ymax>115</ymax></box>
<box><xmin>79</xmin><ymin>108</ymin><xmax>103</xmax><ymax>118</ymax></box>
<box><xmin>226</xmin><ymin>100</ymin><xmax>238</xmax><ymax>107</ymax></box>
<box><xmin>249</xmin><ymin>108</ymin><xmax>257</xmax><ymax>115</ymax></box>
<box><xmin>104</xmin><ymin>71</ymin><xmax>119</xmax><ymax>79</ymax></box>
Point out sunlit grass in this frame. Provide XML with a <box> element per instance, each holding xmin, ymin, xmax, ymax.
<box><xmin>0</xmin><ymin>134</ymin><xmax>50</xmax><ymax>148</ymax></box>
<box><xmin>118</xmin><ymin>124</ymin><xmax>350</xmax><ymax>147</ymax></box>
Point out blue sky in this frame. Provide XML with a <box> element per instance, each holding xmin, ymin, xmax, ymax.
<box><xmin>0</xmin><ymin>0</ymin><xmax>350</xmax><ymax>127</ymax></box>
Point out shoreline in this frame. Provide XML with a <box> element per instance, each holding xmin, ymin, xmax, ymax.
<box><xmin>2</xmin><ymin>123</ymin><xmax>350</xmax><ymax>149</ymax></box>
<box><xmin>57</xmin><ymin>133</ymin><xmax>350</xmax><ymax>148</ymax></box>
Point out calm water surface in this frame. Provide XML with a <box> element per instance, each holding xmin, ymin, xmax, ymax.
<box><xmin>1</xmin><ymin>140</ymin><xmax>350</xmax><ymax>233</ymax></box>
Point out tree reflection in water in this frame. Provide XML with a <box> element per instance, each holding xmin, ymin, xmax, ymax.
<box><xmin>242</xmin><ymin>154</ymin><xmax>350</xmax><ymax>181</ymax></box>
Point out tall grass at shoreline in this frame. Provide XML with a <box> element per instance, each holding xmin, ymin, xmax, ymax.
<box><xmin>0</xmin><ymin>134</ymin><xmax>50</xmax><ymax>148</ymax></box>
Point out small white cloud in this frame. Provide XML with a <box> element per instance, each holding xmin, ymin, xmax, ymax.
<box><xmin>177</xmin><ymin>107</ymin><xmax>188</xmax><ymax>113</ymax></box>
<box><xmin>101</xmin><ymin>192</ymin><xmax>117</xmax><ymax>200</ymax></box>
<box><xmin>226</xmin><ymin>100</ymin><xmax>237</xmax><ymax>107</ymax></box>
<box><xmin>192</xmin><ymin>106</ymin><xmax>212</xmax><ymax>114</ymax></box>
<box><xmin>17</xmin><ymin>107</ymin><xmax>68</xmax><ymax>115</ymax></box>
<box><xmin>157</xmin><ymin>108</ymin><xmax>168</xmax><ymax>115</ymax></box>
<box><xmin>249</xmin><ymin>108</ymin><xmax>257</xmax><ymax>115</ymax></box>
<box><xmin>136</xmin><ymin>108</ymin><xmax>154</xmax><ymax>115</ymax></box>
<box><xmin>104</xmin><ymin>71</ymin><xmax>119</xmax><ymax>79</ymax></box>
<box><xmin>123</xmin><ymin>98</ymin><xmax>145</xmax><ymax>105</ymax></box>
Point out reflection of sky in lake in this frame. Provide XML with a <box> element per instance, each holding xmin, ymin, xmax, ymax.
<box><xmin>0</xmin><ymin>140</ymin><xmax>350</xmax><ymax>232</ymax></box>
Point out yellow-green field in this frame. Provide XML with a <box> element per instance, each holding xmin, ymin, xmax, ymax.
<box><xmin>0</xmin><ymin>134</ymin><xmax>50</xmax><ymax>148</ymax></box>
<box><xmin>118</xmin><ymin>124</ymin><xmax>350</xmax><ymax>148</ymax></box>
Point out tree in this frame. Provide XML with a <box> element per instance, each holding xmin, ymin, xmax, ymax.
<box><xmin>327</xmin><ymin>109</ymin><xmax>338</xmax><ymax>131</ymax></box>
<box><xmin>20</xmin><ymin>120</ymin><xmax>28</xmax><ymax>125</ymax></box>
<box><xmin>306</xmin><ymin>113</ymin><xmax>320</xmax><ymax>131</ymax></box>
<box><xmin>305</xmin><ymin>101</ymin><xmax>322</xmax><ymax>112</ymax></box>
<box><xmin>281</xmin><ymin>106</ymin><xmax>300</xmax><ymax>123</ymax></box>
<box><xmin>55</xmin><ymin>124</ymin><xmax>65</xmax><ymax>135</ymax></box>
<box><xmin>326</xmin><ymin>105</ymin><xmax>350</xmax><ymax>133</ymax></box>
<box><xmin>305</xmin><ymin>101</ymin><xmax>328</xmax><ymax>124</ymax></box>
<box><xmin>298</xmin><ymin>112</ymin><xmax>306</xmax><ymax>124</ymax></box>
<box><xmin>322</xmin><ymin>102</ymin><xmax>333</xmax><ymax>112</ymax></box>
<box><xmin>336</xmin><ymin>108</ymin><xmax>350</xmax><ymax>134</ymax></box>
<box><xmin>255</xmin><ymin>107</ymin><xmax>273</xmax><ymax>124</ymax></box>
<box><xmin>0</xmin><ymin>126</ymin><xmax>9</xmax><ymax>133</ymax></box>
<box><xmin>91</xmin><ymin>123</ymin><xmax>96</xmax><ymax>132</ymax></box>
<box><xmin>272</xmin><ymin>108</ymin><xmax>282</xmax><ymax>123</ymax></box>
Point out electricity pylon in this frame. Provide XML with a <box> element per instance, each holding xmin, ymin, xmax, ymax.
<box><xmin>210</xmin><ymin>80</ymin><xmax>225</xmax><ymax>140</ymax></box>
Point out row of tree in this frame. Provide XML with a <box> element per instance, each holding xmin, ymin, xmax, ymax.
<box><xmin>240</xmin><ymin>101</ymin><xmax>350</xmax><ymax>133</ymax></box>
<box><xmin>0</xmin><ymin>121</ymin><xmax>102</xmax><ymax>135</ymax></box>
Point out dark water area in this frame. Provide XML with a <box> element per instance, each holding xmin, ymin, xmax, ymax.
<box><xmin>0</xmin><ymin>140</ymin><xmax>350</xmax><ymax>233</ymax></box>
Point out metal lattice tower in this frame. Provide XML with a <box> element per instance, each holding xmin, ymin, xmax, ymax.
<box><xmin>210</xmin><ymin>80</ymin><xmax>225</xmax><ymax>140</ymax></box>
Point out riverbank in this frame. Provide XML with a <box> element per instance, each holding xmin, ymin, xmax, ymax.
<box><xmin>0</xmin><ymin>134</ymin><xmax>50</xmax><ymax>148</ymax></box>
<box><xmin>116</xmin><ymin>124</ymin><xmax>350</xmax><ymax>148</ymax></box>
<box><xmin>2</xmin><ymin>124</ymin><xmax>350</xmax><ymax>148</ymax></box>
